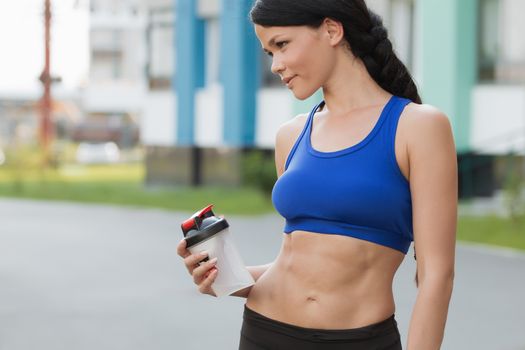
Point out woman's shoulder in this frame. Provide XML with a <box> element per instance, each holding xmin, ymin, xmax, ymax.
<box><xmin>399</xmin><ymin>102</ymin><xmax>456</xmax><ymax>158</ymax></box>
<box><xmin>400</xmin><ymin>102</ymin><xmax>454</xmax><ymax>145</ymax></box>
<box><xmin>403</xmin><ymin>102</ymin><xmax>449</xmax><ymax>122</ymax></box>
<box><xmin>275</xmin><ymin>110</ymin><xmax>316</xmax><ymax>151</ymax></box>
<box><xmin>274</xmin><ymin>112</ymin><xmax>311</xmax><ymax>176</ymax></box>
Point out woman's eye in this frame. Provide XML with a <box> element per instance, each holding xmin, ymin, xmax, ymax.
<box><xmin>263</xmin><ymin>41</ymin><xmax>288</xmax><ymax>56</ymax></box>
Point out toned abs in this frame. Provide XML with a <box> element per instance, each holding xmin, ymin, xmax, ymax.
<box><xmin>245</xmin><ymin>231</ymin><xmax>404</xmax><ymax>329</ymax></box>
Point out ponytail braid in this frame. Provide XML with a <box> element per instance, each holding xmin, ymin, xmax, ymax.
<box><xmin>344</xmin><ymin>10</ymin><xmax>422</xmax><ymax>103</ymax></box>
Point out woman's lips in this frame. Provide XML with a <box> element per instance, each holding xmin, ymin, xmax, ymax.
<box><xmin>283</xmin><ymin>75</ymin><xmax>297</xmax><ymax>87</ymax></box>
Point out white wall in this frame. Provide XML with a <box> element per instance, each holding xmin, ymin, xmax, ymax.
<box><xmin>198</xmin><ymin>0</ymin><xmax>220</xmax><ymax>18</ymax></box>
<box><xmin>255</xmin><ymin>88</ymin><xmax>294</xmax><ymax>148</ymax></box>
<box><xmin>83</xmin><ymin>83</ymin><xmax>146</xmax><ymax>113</ymax></box>
<box><xmin>87</xmin><ymin>0</ymin><xmax>148</xmax><ymax>114</ymax></box>
<box><xmin>471</xmin><ymin>85</ymin><xmax>525</xmax><ymax>155</ymax></box>
<box><xmin>195</xmin><ymin>84</ymin><xmax>223</xmax><ymax>147</ymax></box>
<box><xmin>500</xmin><ymin>0</ymin><xmax>525</xmax><ymax>63</ymax></box>
<box><xmin>140</xmin><ymin>91</ymin><xmax>176</xmax><ymax>146</ymax></box>
<box><xmin>141</xmin><ymin>87</ymin><xmax>293</xmax><ymax>148</ymax></box>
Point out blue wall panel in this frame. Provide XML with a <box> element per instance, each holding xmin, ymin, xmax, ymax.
<box><xmin>175</xmin><ymin>0</ymin><xmax>205</xmax><ymax>145</ymax></box>
<box><xmin>220</xmin><ymin>0</ymin><xmax>260</xmax><ymax>146</ymax></box>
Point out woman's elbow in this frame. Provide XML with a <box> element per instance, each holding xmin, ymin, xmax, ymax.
<box><xmin>418</xmin><ymin>266</ymin><xmax>455</xmax><ymax>292</ymax></box>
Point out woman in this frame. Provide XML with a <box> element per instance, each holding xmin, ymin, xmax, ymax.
<box><xmin>177</xmin><ymin>0</ymin><xmax>457</xmax><ymax>349</ymax></box>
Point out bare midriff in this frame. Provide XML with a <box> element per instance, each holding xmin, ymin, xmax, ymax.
<box><xmin>245</xmin><ymin>230</ymin><xmax>405</xmax><ymax>330</ymax></box>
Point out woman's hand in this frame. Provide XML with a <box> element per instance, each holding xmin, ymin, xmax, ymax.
<box><xmin>177</xmin><ymin>238</ymin><xmax>218</xmax><ymax>297</ymax></box>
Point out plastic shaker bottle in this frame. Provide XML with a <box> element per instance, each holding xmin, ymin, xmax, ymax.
<box><xmin>181</xmin><ymin>205</ymin><xmax>255</xmax><ymax>297</ymax></box>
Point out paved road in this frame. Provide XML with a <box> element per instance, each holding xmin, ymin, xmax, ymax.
<box><xmin>0</xmin><ymin>198</ymin><xmax>524</xmax><ymax>350</ymax></box>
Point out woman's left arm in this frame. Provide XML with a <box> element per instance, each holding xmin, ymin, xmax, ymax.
<box><xmin>405</xmin><ymin>105</ymin><xmax>458</xmax><ymax>350</ymax></box>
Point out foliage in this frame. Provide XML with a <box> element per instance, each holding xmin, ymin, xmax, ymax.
<box><xmin>241</xmin><ymin>149</ymin><xmax>277</xmax><ymax>197</ymax></box>
<box><xmin>501</xmin><ymin>153</ymin><xmax>525</xmax><ymax>226</ymax></box>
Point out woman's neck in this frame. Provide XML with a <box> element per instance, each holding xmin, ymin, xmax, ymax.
<box><xmin>321</xmin><ymin>53</ymin><xmax>391</xmax><ymax>117</ymax></box>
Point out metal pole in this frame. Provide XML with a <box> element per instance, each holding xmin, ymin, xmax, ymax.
<box><xmin>40</xmin><ymin>0</ymin><xmax>52</xmax><ymax>166</ymax></box>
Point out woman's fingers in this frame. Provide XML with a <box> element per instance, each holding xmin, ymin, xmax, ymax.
<box><xmin>177</xmin><ymin>238</ymin><xmax>218</xmax><ymax>296</ymax></box>
<box><xmin>198</xmin><ymin>267</ymin><xmax>218</xmax><ymax>295</ymax></box>
<box><xmin>176</xmin><ymin>239</ymin><xmax>190</xmax><ymax>258</ymax></box>
<box><xmin>193</xmin><ymin>257</ymin><xmax>218</xmax><ymax>284</ymax></box>
<box><xmin>183</xmin><ymin>251</ymin><xmax>209</xmax><ymax>275</ymax></box>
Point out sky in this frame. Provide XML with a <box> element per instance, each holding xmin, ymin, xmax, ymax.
<box><xmin>0</xmin><ymin>0</ymin><xmax>89</xmax><ymax>94</ymax></box>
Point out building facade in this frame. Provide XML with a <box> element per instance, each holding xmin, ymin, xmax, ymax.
<box><xmin>81</xmin><ymin>0</ymin><xmax>145</xmax><ymax>148</ymax></box>
<box><xmin>140</xmin><ymin>0</ymin><xmax>525</xmax><ymax>196</ymax></box>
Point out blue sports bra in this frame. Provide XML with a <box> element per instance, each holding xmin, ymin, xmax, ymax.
<box><xmin>271</xmin><ymin>95</ymin><xmax>413</xmax><ymax>254</ymax></box>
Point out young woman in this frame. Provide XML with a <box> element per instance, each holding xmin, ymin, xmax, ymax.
<box><xmin>177</xmin><ymin>1</ymin><xmax>457</xmax><ymax>349</ymax></box>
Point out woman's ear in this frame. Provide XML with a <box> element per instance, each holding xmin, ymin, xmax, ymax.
<box><xmin>322</xmin><ymin>18</ymin><xmax>345</xmax><ymax>46</ymax></box>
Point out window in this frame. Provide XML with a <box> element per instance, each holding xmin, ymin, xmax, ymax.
<box><xmin>388</xmin><ymin>0</ymin><xmax>415</xmax><ymax>71</ymax></box>
<box><xmin>479</xmin><ymin>0</ymin><xmax>525</xmax><ymax>83</ymax></box>
<box><xmin>478</xmin><ymin>0</ymin><xmax>500</xmax><ymax>81</ymax></box>
<box><xmin>146</xmin><ymin>6</ymin><xmax>174</xmax><ymax>90</ymax></box>
<box><xmin>90</xmin><ymin>29</ymin><xmax>123</xmax><ymax>80</ymax></box>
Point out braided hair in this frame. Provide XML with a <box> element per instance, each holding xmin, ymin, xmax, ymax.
<box><xmin>250</xmin><ymin>0</ymin><xmax>422</xmax><ymax>104</ymax></box>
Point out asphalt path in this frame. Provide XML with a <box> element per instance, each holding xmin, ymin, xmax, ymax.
<box><xmin>0</xmin><ymin>198</ymin><xmax>524</xmax><ymax>350</ymax></box>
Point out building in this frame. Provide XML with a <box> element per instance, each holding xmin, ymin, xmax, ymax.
<box><xmin>81</xmin><ymin>0</ymin><xmax>145</xmax><ymax>148</ymax></box>
<box><xmin>139</xmin><ymin>0</ymin><xmax>525</xmax><ymax>197</ymax></box>
<box><xmin>400</xmin><ymin>0</ymin><xmax>525</xmax><ymax>198</ymax></box>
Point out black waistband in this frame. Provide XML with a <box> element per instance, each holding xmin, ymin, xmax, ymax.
<box><xmin>243</xmin><ymin>304</ymin><xmax>398</xmax><ymax>342</ymax></box>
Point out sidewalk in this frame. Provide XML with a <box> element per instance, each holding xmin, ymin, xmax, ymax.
<box><xmin>0</xmin><ymin>198</ymin><xmax>524</xmax><ymax>350</ymax></box>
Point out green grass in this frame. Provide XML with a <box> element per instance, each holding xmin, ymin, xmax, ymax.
<box><xmin>457</xmin><ymin>215</ymin><xmax>525</xmax><ymax>251</ymax></box>
<box><xmin>0</xmin><ymin>163</ymin><xmax>274</xmax><ymax>215</ymax></box>
<box><xmin>1</xmin><ymin>162</ymin><xmax>524</xmax><ymax>250</ymax></box>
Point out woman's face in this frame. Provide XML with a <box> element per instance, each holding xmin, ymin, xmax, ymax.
<box><xmin>254</xmin><ymin>24</ymin><xmax>336</xmax><ymax>100</ymax></box>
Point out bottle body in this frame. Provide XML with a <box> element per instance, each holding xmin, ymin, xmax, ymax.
<box><xmin>187</xmin><ymin>228</ymin><xmax>255</xmax><ymax>297</ymax></box>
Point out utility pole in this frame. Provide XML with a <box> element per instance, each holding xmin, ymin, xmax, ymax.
<box><xmin>39</xmin><ymin>0</ymin><xmax>53</xmax><ymax>166</ymax></box>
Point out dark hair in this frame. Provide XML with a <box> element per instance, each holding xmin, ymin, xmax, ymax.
<box><xmin>250</xmin><ymin>0</ymin><xmax>422</xmax><ymax>104</ymax></box>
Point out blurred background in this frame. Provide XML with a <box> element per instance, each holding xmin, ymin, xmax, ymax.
<box><xmin>0</xmin><ymin>0</ymin><xmax>524</xmax><ymax>216</ymax></box>
<box><xmin>0</xmin><ymin>0</ymin><xmax>524</xmax><ymax>349</ymax></box>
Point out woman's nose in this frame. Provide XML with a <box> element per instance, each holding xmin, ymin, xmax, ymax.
<box><xmin>271</xmin><ymin>56</ymin><xmax>285</xmax><ymax>75</ymax></box>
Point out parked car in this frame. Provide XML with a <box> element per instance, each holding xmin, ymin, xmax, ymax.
<box><xmin>75</xmin><ymin>142</ymin><xmax>120</xmax><ymax>164</ymax></box>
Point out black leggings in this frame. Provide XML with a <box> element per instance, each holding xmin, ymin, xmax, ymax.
<box><xmin>239</xmin><ymin>304</ymin><xmax>402</xmax><ymax>350</ymax></box>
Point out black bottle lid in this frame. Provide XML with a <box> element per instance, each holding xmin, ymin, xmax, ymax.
<box><xmin>181</xmin><ymin>204</ymin><xmax>229</xmax><ymax>248</ymax></box>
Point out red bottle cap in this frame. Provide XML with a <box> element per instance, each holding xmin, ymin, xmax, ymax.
<box><xmin>181</xmin><ymin>204</ymin><xmax>215</xmax><ymax>236</ymax></box>
<box><xmin>196</xmin><ymin>204</ymin><xmax>214</xmax><ymax>219</ymax></box>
